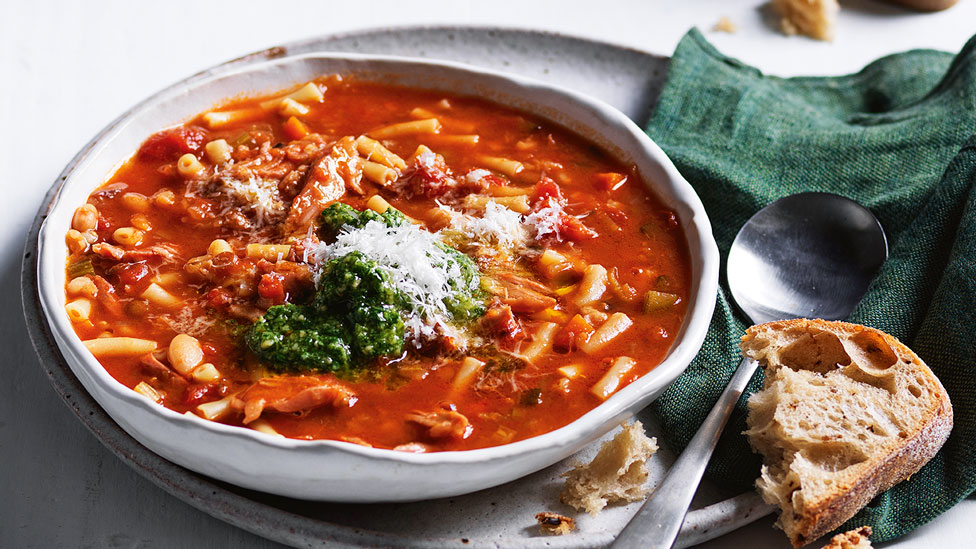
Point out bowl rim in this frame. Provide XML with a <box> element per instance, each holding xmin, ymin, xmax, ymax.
<box><xmin>37</xmin><ymin>51</ymin><xmax>719</xmax><ymax>469</ymax></box>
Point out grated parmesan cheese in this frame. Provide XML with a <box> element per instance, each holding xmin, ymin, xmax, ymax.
<box><xmin>161</xmin><ymin>308</ymin><xmax>218</xmax><ymax>338</ymax></box>
<box><xmin>441</xmin><ymin>200</ymin><xmax>529</xmax><ymax>256</ymax></box>
<box><xmin>524</xmin><ymin>197</ymin><xmax>564</xmax><ymax>240</ymax></box>
<box><xmin>464</xmin><ymin>169</ymin><xmax>494</xmax><ymax>185</ymax></box>
<box><xmin>304</xmin><ymin>196</ymin><xmax>563</xmax><ymax>344</ymax></box>
<box><xmin>309</xmin><ymin>220</ymin><xmax>464</xmax><ymax>344</ymax></box>
<box><xmin>219</xmin><ymin>176</ymin><xmax>286</xmax><ymax>226</ymax></box>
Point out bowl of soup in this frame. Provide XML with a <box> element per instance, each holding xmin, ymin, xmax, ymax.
<box><xmin>38</xmin><ymin>53</ymin><xmax>719</xmax><ymax>501</ymax></box>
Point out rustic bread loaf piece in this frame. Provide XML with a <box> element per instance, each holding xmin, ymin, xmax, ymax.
<box><xmin>741</xmin><ymin>319</ymin><xmax>952</xmax><ymax>547</ymax></box>
<box><xmin>561</xmin><ymin>421</ymin><xmax>658</xmax><ymax>516</ymax></box>
<box><xmin>771</xmin><ymin>0</ymin><xmax>839</xmax><ymax>41</ymax></box>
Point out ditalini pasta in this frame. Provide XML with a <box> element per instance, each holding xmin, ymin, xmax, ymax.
<box><xmin>63</xmin><ymin>76</ymin><xmax>691</xmax><ymax>452</ymax></box>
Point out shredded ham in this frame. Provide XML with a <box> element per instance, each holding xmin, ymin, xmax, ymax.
<box><xmin>406</xmin><ymin>407</ymin><xmax>472</xmax><ymax>439</ymax></box>
<box><xmin>483</xmin><ymin>272</ymin><xmax>558</xmax><ymax>313</ymax></box>
<box><xmin>92</xmin><ymin>243</ymin><xmax>179</xmax><ymax>262</ymax></box>
<box><xmin>231</xmin><ymin>375</ymin><xmax>357</xmax><ymax>424</ymax></box>
<box><xmin>284</xmin><ymin>137</ymin><xmax>362</xmax><ymax>234</ymax></box>
<box><xmin>480</xmin><ymin>300</ymin><xmax>525</xmax><ymax>350</ymax></box>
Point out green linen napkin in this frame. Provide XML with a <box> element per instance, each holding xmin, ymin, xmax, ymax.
<box><xmin>645</xmin><ymin>29</ymin><xmax>976</xmax><ymax>542</ymax></box>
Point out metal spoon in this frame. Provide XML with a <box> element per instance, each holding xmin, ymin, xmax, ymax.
<box><xmin>612</xmin><ymin>192</ymin><xmax>888</xmax><ymax>548</ymax></box>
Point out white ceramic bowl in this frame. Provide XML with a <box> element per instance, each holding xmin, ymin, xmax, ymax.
<box><xmin>37</xmin><ymin>53</ymin><xmax>719</xmax><ymax>502</ymax></box>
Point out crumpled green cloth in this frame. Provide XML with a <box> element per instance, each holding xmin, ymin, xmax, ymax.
<box><xmin>645</xmin><ymin>29</ymin><xmax>976</xmax><ymax>542</ymax></box>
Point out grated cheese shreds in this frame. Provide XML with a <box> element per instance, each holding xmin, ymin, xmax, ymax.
<box><xmin>464</xmin><ymin>169</ymin><xmax>494</xmax><ymax>186</ymax></box>
<box><xmin>219</xmin><ymin>176</ymin><xmax>286</xmax><ymax>226</ymax></box>
<box><xmin>441</xmin><ymin>200</ymin><xmax>529</xmax><ymax>256</ymax></box>
<box><xmin>310</xmin><ymin>220</ymin><xmax>463</xmax><ymax>344</ymax></box>
<box><xmin>524</xmin><ymin>197</ymin><xmax>564</xmax><ymax>240</ymax></box>
<box><xmin>161</xmin><ymin>308</ymin><xmax>218</xmax><ymax>338</ymax></box>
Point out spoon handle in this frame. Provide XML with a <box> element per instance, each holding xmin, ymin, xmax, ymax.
<box><xmin>611</xmin><ymin>357</ymin><xmax>760</xmax><ymax>549</ymax></box>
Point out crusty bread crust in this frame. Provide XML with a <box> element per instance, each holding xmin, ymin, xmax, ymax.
<box><xmin>741</xmin><ymin>319</ymin><xmax>952</xmax><ymax>547</ymax></box>
<box><xmin>795</xmin><ymin>395</ymin><xmax>951</xmax><ymax>545</ymax></box>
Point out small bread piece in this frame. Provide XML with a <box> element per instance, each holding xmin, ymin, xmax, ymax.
<box><xmin>535</xmin><ymin>512</ymin><xmax>575</xmax><ymax>535</ymax></box>
<box><xmin>771</xmin><ymin>0</ymin><xmax>839</xmax><ymax>41</ymax></box>
<box><xmin>561</xmin><ymin>421</ymin><xmax>658</xmax><ymax>516</ymax></box>
<box><xmin>823</xmin><ymin>526</ymin><xmax>873</xmax><ymax>549</ymax></box>
<box><xmin>742</xmin><ymin>319</ymin><xmax>952</xmax><ymax>547</ymax></box>
<box><xmin>713</xmin><ymin>16</ymin><xmax>738</xmax><ymax>34</ymax></box>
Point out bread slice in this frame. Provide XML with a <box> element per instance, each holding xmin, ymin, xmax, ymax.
<box><xmin>741</xmin><ymin>319</ymin><xmax>952</xmax><ymax>547</ymax></box>
<box><xmin>561</xmin><ymin>421</ymin><xmax>658</xmax><ymax>516</ymax></box>
<box><xmin>771</xmin><ymin>0</ymin><xmax>839</xmax><ymax>41</ymax></box>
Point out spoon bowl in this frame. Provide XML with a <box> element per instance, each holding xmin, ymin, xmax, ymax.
<box><xmin>613</xmin><ymin>192</ymin><xmax>888</xmax><ymax>548</ymax></box>
<box><xmin>727</xmin><ymin>192</ymin><xmax>888</xmax><ymax>324</ymax></box>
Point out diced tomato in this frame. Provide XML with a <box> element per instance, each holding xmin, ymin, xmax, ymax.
<box><xmin>532</xmin><ymin>175</ymin><xmax>563</xmax><ymax>207</ymax></box>
<box><xmin>484</xmin><ymin>172</ymin><xmax>508</xmax><ymax>187</ymax></box>
<box><xmin>96</xmin><ymin>214</ymin><xmax>114</xmax><ymax>234</ymax></box>
<box><xmin>258</xmin><ymin>272</ymin><xmax>287</xmax><ymax>304</ymax></box>
<box><xmin>460</xmin><ymin>169</ymin><xmax>508</xmax><ymax>194</ymax></box>
<box><xmin>206</xmin><ymin>287</ymin><xmax>233</xmax><ymax>309</ymax></box>
<box><xmin>560</xmin><ymin>214</ymin><xmax>599</xmax><ymax>241</ymax></box>
<box><xmin>138</xmin><ymin>126</ymin><xmax>207</xmax><ymax>161</ymax></box>
<box><xmin>407</xmin><ymin>152</ymin><xmax>455</xmax><ymax>198</ymax></box>
<box><xmin>112</xmin><ymin>262</ymin><xmax>152</xmax><ymax>294</ymax></box>
<box><xmin>182</xmin><ymin>383</ymin><xmax>219</xmax><ymax>406</ymax></box>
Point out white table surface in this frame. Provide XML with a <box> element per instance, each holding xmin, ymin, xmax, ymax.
<box><xmin>3</xmin><ymin>1</ymin><xmax>973</xmax><ymax>547</ymax></box>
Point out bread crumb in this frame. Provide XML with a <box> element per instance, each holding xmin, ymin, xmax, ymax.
<box><xmin>535</xmin><ymin>512</ymin><xmax>575</xmax><ymax>535</ymax></box>
<box><xmin>713</xmin><ymin>16</ymin><xmax>738</xmax><ymax>33</ymax></box>
<box><xmin>560</xmin><ymin>421</ymin><xmax>658</xmax><ymax>516</ymax></box>
<box><xmin>823</xmin><ymin>526</ymin><xmax>873</xmax><ymax>549</ymax></box>
<box><xmin>771</xmin><ymin>0</ymin><xmax>839</xmax><ymax>41</ymax></box>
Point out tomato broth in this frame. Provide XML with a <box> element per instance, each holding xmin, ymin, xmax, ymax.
<box><xmin>63</xmin><ymin>76</ymin><xmax>691</xmax><ymax>451</ymax></box>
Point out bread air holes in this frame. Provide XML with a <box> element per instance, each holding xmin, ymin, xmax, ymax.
<box><xmin>802</xmin><ymin>442</ymin><xmax>868</xmax><ymax>473</ymax></box>
<box><xmin>846</xmin><ymin>330</ymin><xmax>897</xmax><ymax>374</ymax></box>
<box><xmin>908</xmin><ymin>384</ymin><xmax>923</xmax><ymax>398</ymax></box>
<box><xmin>779</xmin><ymin>329</ymin><xmax>851</xmax><ymax>374</ymax></box>
<box><xmin>835</xmin><ymin>330</ymin><xmax>900</xmax><ymax>394</ymax></box>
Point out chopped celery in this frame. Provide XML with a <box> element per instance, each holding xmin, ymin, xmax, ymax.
<box><xmin>639</xmin><ymin>222</ymin><xmax>659</xmax><ymax>240</ymax></box>
<box><xmin>67</xmin><ymin>257</ymin><xmax>94</xmax><ymax>278</ymax></box>
<box><xmin>232</xmin><ymin>131</ymin><xmax>253</xmax><ymax>147</ymax></box>
<box><xmin>643</xmin><ymin>290</ymin><xmax>679</xmax><ymax>313</ymax></box>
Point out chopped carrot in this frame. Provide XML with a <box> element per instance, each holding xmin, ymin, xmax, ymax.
<box><xmin>554</xmin><ymin>314</ymin><xmax>595</xmax><ymax>353</ymax></box>
<box><xmin>282</xmin><ymin>116</ymin><xmax>310</xmax><ymax>140</ymax></box>
<box><xmin>594</xmin><ymin>172</ymin><xmax>627</xmax><ymax>192</ymax></box>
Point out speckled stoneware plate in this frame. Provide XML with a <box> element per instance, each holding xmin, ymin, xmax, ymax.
<box><xmin>23</xmin><ymin>25</ymin><xmax>772</xmax><ymax>547</ymax></box>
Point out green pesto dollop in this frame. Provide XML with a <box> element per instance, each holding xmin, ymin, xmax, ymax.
<box><xmin>318</xmin><ymin>202</ymin><xmax>408</xmax><ymax>240</ymax></box>
<box><xmin>245</xmin><ymin>204</ymin><xmax>485</xmax><ymax>374</ymax></box>
<box><xmin>435</xmin><ymin>243</ymin><xmax>485</xmax><ymax>322</ymax></box>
